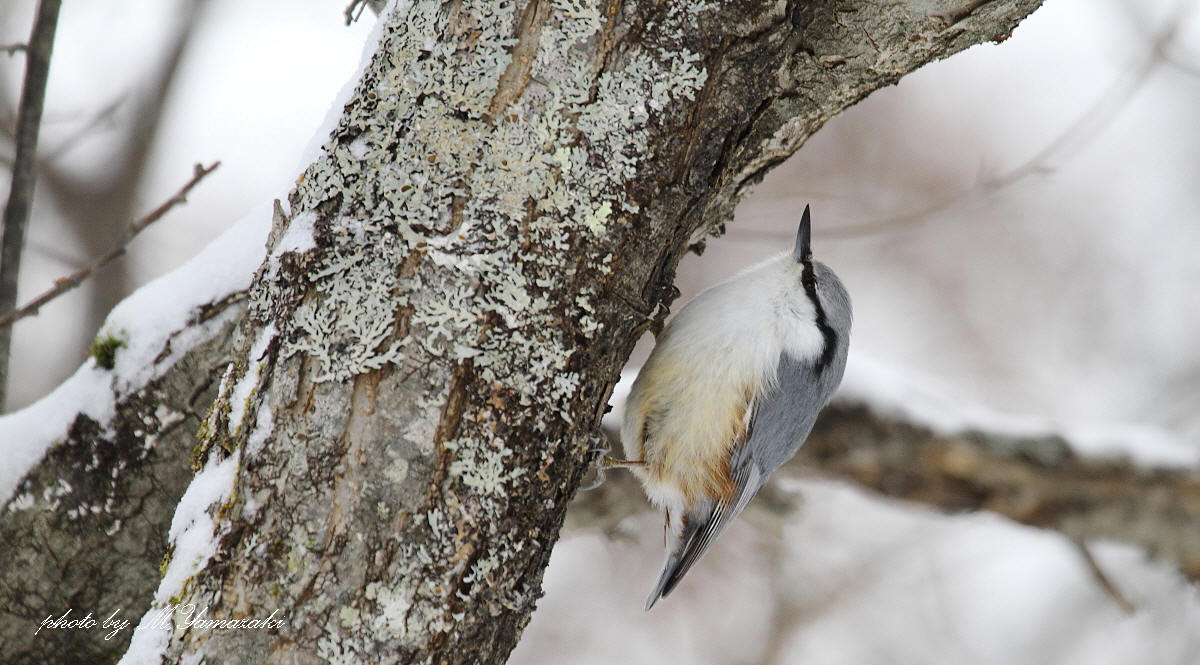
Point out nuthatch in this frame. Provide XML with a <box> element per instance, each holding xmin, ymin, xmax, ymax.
<box><xmin>619</xmin><ymin>206</ymin><xmax>852</xmax><ymax>609</ymax></box>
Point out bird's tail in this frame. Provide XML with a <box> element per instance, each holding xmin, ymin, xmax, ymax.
<box><xmin>645</xmin><ymin>504</ymin><xmax>709</xmax><ymax>611</ymax></box>
<box><xmin>644</xmin><ymin>465</ymin><xmax>762</xmax><ymax>610</ymax></box>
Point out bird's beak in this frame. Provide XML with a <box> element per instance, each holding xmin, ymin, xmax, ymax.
<box><xmin>794</xmin><ymin>204</ymin><xmax>812</xmax><ymax>262</ymax></box>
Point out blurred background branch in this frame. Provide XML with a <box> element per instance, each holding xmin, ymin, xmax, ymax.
<box><xmin>729</xmin><ymin>1</ymin><xmax>1199</xmax><ymax>242</ymax></box>
<box><xmin>0</xmin><ymin>0</ymin><xmax>61</xmax><ymax>410</ymax></box>
<box><xmin>573</xmin><ymin>402</ymin><xmax>1200</xmax><ymax>583</ymax></box>
<box><xmin>0</xmin><ymin>0</ymin><xmax>208</xmax><ymax>413</ymax></box>
<box><xmin>30</xmin><ymin>0</ymin><xmax>206</xmax><ymax>362</ymax></box>
<box><xmin>0</xmin><ymin>161</ymin><xmax>219</xmax><ymax>331</ymax></box>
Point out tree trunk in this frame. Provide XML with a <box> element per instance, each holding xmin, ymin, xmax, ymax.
<box><xmin>0</xmin><ymin>297</ymin><xmax>244</xmax><ymax>665</ymax></box>
<box><xmin>1</xmin><ymin>1</ymin><xmax>1047</xmax><ymax>664</ymax></box>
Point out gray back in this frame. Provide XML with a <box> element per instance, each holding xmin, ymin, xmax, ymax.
<box><xmin>734</xmin><ymin>259</ymin><xmax>851</xmax><ymax>480</ymax></box>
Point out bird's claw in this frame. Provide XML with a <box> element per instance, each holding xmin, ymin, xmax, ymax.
<box><xmin>580</xmin><ymin>430</ymin><xmax>613</xmax><ymax>491</ymax></box>
<box><xmin>580</xmin><ymin>464</ymin><xmax>608</xmax><ymax>492</ymax></box>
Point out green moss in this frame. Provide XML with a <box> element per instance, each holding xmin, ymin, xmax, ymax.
<box><xmin>192</xmin><ymin>362</ymin><xmax>245</xmax><ymax>470</ymax></box>
<box><xmin>215</xmin><ymin>489</ymin><xmax>240</xmax><ymax>522</ymax></box>
<box><xmin>159</xmin><ymin>548</ymin><xmax>173</xmax><ymax>577</ymax></box>
<box><xmin>88</xmin><ymin>334</ymin><xmax>127</xmax><ymax>370</ymax></box>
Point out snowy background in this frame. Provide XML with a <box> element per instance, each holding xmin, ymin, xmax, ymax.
<box><xmin>2</xmin><ymin>0</ymin><xmax>1198</xmax><ymax>663</ymax></box>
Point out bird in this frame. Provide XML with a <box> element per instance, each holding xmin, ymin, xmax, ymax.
<box><xmin>618</xmin><ymin>205</ymin><xmax>852</xmax><ymax>610</ymax></box>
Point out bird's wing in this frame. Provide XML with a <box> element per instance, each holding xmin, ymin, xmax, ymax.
<box><xmin>645</xmin><ymin>463</ymin><xmax>761</xmax><ymax>609</ymax></box>
<box><xmin>645</xmin><ymin>353</ymin><xmax>827</xmax><ymax>610</ymax></box>
<box><xmin>737</xmin><ymin>352</ymin><xmax>829</xmax><ymax>473</ymax></box>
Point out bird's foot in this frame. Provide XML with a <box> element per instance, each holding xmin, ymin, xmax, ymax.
<box><xmin>579</xmin><ymin>431</ymin><xmax>643</xmax><ymax>491</ymax></box>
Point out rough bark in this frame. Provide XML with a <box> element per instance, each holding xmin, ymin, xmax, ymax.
<box><xmin>0</xmin><ymin>1</ymin><xmax>1053</xmax><ymax>664</ymax></box>
<box><xmin>0</xmin><ymin>296</ymin><xmax>244</xmax><ymax>665</ymax></box>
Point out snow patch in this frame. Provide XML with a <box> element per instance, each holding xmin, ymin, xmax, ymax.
<box><xmin>0</xmin><ymin>205</ymin><xmax>269</xmax><ymax>505</ymax></box>
<box><xmin>160</xmin><ymin>454</ymin><xmax>239</xmax><ymax>601</ymax></box>
<box><xmin>227</xmin><ymin>323</ymin><xmax>277</xmax><ymax>436</ymax></box>
<box><xmin>270</xmin><ymin>210</ymin><xmax>317</xmax><ymax>258</ymax></box>
<box><xmin>245</xmin><ymin>402</ymin><xmax>274</xmax><ymax>458</ymax></box>
<box><xmin>0</xmin><ymin>364</ymin><xmax>115</xmax><ymax>506</ymax></box>
<box><xmin>115</xmin><ymin>451</ymin><xmax>240</xmax><ymax>665</ymax></box>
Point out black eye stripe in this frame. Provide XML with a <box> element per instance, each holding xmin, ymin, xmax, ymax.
<box><xmin>801</xmin><ymin>260</ymin><xmax>837</xmax><ymax>371</ymax></box>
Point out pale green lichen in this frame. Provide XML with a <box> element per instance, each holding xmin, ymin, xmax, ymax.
<box><xmin>284</xmin><ymin>235</ymin><xmax>408</xmax><ymax>383</ymax></box>
<box><xmin>317</xmin><ymin>636</ymin><xmax>361</xmax><ymax>665</ymax></box>
<box><xmin>366</xmin><ymin>582</ymin><xmax>415</xmax><ymax>640</ymax></box>
<box><xmin>338</xmin><ymin>606</ymin><xmax>362</xmax><ymax>630</ymax></box>
<box><xmin>384</xmin><ymin>456</ymin><xmax>409</xmax><ymax>484</ymax></box>
<box><xmin>582</xmin><ymin>201</ymin><xmax>611</xmax><ymax>236</ymax></box>
<box><xmin>259</xmin><ymin>0</ymin><xmax>713</xmax><ymax>648</ymax></box>
<box><xmin>446</xmin><ymin>436</ymin><xmax>525</xmax><ymax>497</ymax></box>
<box><xmin>272</xmin><ymin>0</ymin><xmax>710</xmax><ymax>431</ymax></box>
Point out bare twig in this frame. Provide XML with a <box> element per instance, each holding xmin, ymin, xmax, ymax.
<box><xmin>1073</xmin><ymin>539</ymin><xmax>1137</xmax><ymax>615</ymax></box>
<box><xmin>344</xmin><ymin>0</ymin><xmax>370</xmax><ymax>25</ymax></box>
<box><xmin>820</xmin><ymin>6</ymin><xmax>1196</xmax><ymax>239</ymax></box>
<box><xmin>716</xmin><ymin>5</ymin><xmax>1194</xmax><ymax>245</ymax></box>
<box><xmin>0</xmin><ymin>99</ymin><xmax>124</xmax><ymax>169</ymax></box>
<box><xmin>33</xmin><ymin>0</ymin><xmax>204</xmax><ymax>356</ymax></box>
<box><xmin>1</xmin><ymin>43</ymin><xmax>28</xmax><ymax>56</ymax></box>
<box><xmin>824</xmin><ymin>50</ymin><xmax>1165</xmax><ymax>237</ymax></box>
<box><xmin>0</xmin><ymin>162</ymin><xmax>220</xmax><ymax>331</ymax></box>
<box><xmin>0</xmin><ymin>0</ymin><xmax>62</xmax><ymax>410</ymax></box>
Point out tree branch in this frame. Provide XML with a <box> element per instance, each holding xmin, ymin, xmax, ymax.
<box><xmin>0</xmin><ymin>294</ymin><xmax>246</xmax><ymax>665</ymax></box>
<box><xmin>570</xmin><ymin>402</ymin><xmax>1200</xmax><ymax>584</ymax></box>
<box><xmin>27</xmin><ymin>0</ymin><xmax>205</xmax><ymax>376</ymax></box>
<box><xmin>155</xmin><ymin>2</ymin><xmax>1047</xmax><ymax>664</ymax></box>
<box><xmin>798</xmin><ymin>404</ymin><xmax>1200</xmax><ymax>581</ymax></box>
<box><xmin>0</xmin><ymin>162</ymin><xmax>220</xmax><ymax>331</ymax></box>
<box><xmin>0</xmin><ymin>0</ymin><xmax>61</xmax><ymax>410</ymax></box>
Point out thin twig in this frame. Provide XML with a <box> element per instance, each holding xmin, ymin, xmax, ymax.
<box><xmin>0</xmin><ymin>99</ymin><xmax>125</xmax><ymax>168</ymax></box>
<box><xmin>343</xmin><ymin>0</ymin><xmax>369</xmax><ymax>25</ymax></box>
<box><xmin>1</xmin><ymin>43</ymin><xmax>28</xmax><ymax>56</ymax></box>
<box><xmin>33</xmin><ymin>0</ymin><xmax>203</xmax><ymax>344</ymax></box>
<box><xmin>0</xmin><ymin>162</ymin><xmax>220</xmax><ymax>331</ymax></box>
<box><xmin>818</xmin><ymin>6</ymin><xmax>1193</xmax><ymax>239</ymax></box>
<box><xmin>0</xmin><ymin>0</ymin><xmax>63</xmax><ymax>410</ymax></box>
<box><xmin>718</xmin><ymin>5</ymin><xmax>1193</xmax><ymax>245</ymax></box>
<box><xmin>1073</xmin><ymin>539</ymin><xmax>1137</xmax><ymax>615</ymax></box>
